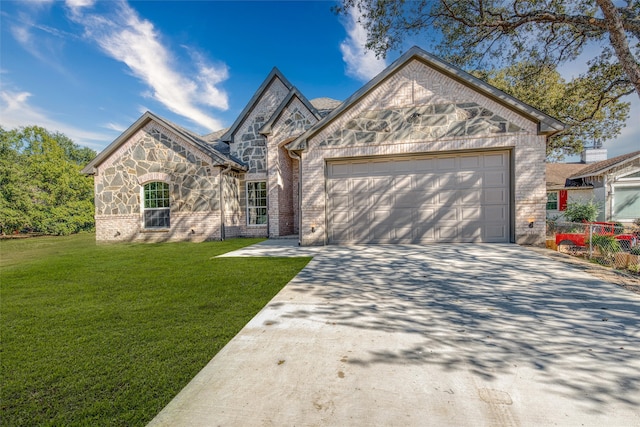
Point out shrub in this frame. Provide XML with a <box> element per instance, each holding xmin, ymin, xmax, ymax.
<box><xmin>563</xmin><ymin>199</ymin><xmax>600</xmax><ymax>223</ymax></box>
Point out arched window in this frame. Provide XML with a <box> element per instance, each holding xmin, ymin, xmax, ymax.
<box><xmin>143</xmin><ymin>182</ymin><xmax>170</xmax><ymax>229</ymax></box>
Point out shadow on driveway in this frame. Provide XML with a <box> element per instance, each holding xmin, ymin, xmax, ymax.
<box><xmin>151</xmin><ymin>243</ymin><xmax>640</xmax><ymax>426</ymax></box>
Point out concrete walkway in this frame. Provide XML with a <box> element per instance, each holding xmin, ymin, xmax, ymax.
<box><xmin>149</xmin><ymin>242</ymin><xmax>640</xmax><ymax>426</ymax></box>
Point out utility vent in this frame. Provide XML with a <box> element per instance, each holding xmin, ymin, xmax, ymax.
<box><xmin>581</xmin><ymin>148</ymin><xmax>608</xmax><ymax>164</ymax></box>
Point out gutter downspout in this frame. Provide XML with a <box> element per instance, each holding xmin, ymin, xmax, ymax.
<box><xmin>288</xmin><ymin>149</ymin><xmax>302</xmax><ymax>246</ymax></box>
<box><xmin>219</xmin><ymin>164</ymin><xmax>233</xmax><ymax>241</ymax></box>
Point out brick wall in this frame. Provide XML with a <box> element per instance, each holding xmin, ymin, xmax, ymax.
<box><xmin>298</xmin><ymin>59</ymin><xmax>547</xmax><ymax>246</ymax></box>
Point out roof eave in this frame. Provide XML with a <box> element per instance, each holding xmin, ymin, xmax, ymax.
<box><xmin>81</xmin><ymin>111</ymin><xmax>155</xmax><ymax>175</ymax></box>
<box><xmin>286</xmin><ymin>46</ymin><xmax>565</xmax><ymax>153</ymax></box>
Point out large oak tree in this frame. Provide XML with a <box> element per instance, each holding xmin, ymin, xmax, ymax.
<box><xmin>336</xmin><ymin>0</ymin><xmax>638</xmax><ymax>157</ymax></box>
<box><xmin>0</xmin><ymin>126</ymin><xmax>96</xmax><ymax>235</ymax></box>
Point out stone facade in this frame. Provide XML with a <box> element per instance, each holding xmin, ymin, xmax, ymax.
<box><xmin>231</xmin><ymin>78</ymin><xmax>289</xmax><ymax>173</ymax></box>
<box><xmin>86</xmin><ymin>48</ymin><xmax>560</xmax><ymax>246</ymax></box>
<box><xmin>92</xmin><ymin>122</ymin><xmax>229</xmax><ymax>242</ymax></box>
<box><xmin>297</xmin><ymin>58</ymin><xmax>549</xmax><ymax>246</ymax></box>
<box><xmin>266</xmin><ymin>96</ymin><xmax>318</xmax><ymax>237</ymax></box>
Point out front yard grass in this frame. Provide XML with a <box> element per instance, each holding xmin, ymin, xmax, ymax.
<box><xmin>0</xmin><ymin>234</ymin><xmax>311</xmax><ymax>426</ymax></box>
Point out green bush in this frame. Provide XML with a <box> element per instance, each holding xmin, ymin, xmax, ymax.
<box><xmin>589</xmin><ymin>233</ymin><xmax>621</xmax><ymax>258</ymax></box>
<box><xmin>563</xmin><ymin>199</ymin><xmax>600</xmax><ymax>223</ymax></box>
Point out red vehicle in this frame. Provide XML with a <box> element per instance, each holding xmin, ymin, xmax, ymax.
<box><xmin>555</xmin><ymin>222</ymin><xmax>637</xmax><ymax>251</ymax></box>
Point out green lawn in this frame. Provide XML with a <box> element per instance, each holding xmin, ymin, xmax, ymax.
<box><xmin>0</xmin><ymin>234</ymin><xmax>310</xmax><ymax>426</ymax></box>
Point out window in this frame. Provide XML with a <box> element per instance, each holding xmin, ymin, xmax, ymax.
<box><xmin>546</xmin><ymin>192</ymin><xmax>558</xmax><ymax>210</ymax></box>
<box><xmin>143</xmin><ymin>182</ymin><xmax>170</xmax><ymax>228</ymax></box>
<box><xmin>613</xmin><ymin>186</ymin><xmax>640</xmax><ymax>220</ymax></box>
<box><xmin>247</xmin><ymin>181</ymin><xmax>267</xmax><ymax>225</ymax></box>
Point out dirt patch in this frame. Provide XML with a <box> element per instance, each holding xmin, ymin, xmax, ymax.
<box><xmin>527</xmin><ymin>246</ymin><xmax>640</xmax><ymax>295</ymax></box>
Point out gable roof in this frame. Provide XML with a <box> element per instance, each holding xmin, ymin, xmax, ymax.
<box><xmin>220</xmin><ymin>67</ymin><xmax>294</xmax><ymax>143</ymax></box>
<box><xmin>287</xmin><ymin>46</ymin><xmax>565</xmax><ymax>151</ymax></box>
<box><xmin>81</xmin><ymin>111</ymin><xmax>247</xmax><ymax>175</ymax></box>
<box><xmin>546</xmin><ymin>163</ymin><xmax>589</xmax><ymax>189</ymax></box>
<box><xmin>569</xmin><ymin>150</ymin><xmax>640</xmax><ymax>179</ymax></box>
<box><xmin>259</xmin><ymin>88</ymin><xmax>321</xmax><ymax>136</ymax></box>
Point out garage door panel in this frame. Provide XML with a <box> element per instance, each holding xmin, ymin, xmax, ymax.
<box><xmin>484</xmin><ymin>171</ymin><xmax>507</xmax><ymax>187</ymax></box>
<box><xmin>371</xmin><ymin>177</ymin><xmax>394</xmax><ymax>192</ymax></box>
<box><xmin>437</xmin><ymin>157</ymin><xmax>457</xmax><ymax>170</ymax></box>
<box><xmin>484</xmin><ymin>188</ymin><xmax>507</xmax><ymax>204</ymax></box>
<box><xmin>461</xmin><ymin>207</ymin><xmax>481</xmax><ymax>220</ymax></box>
<box><xmin>327</xmin><ymin>151</ymin><xmax>510</xmax><ymax>244</ymax></box>
<box><xmin>459</xmin><ymin>189</ymin><xmax>481</xmax><ymax>204</ymax></box>
<box><xmin>484</xmin><ymin>205</ymin><xmax>507</xmax><ymax>221</ymax></box>
<box><xmin>412</xmin><ymin>226</ymin><xmax>435</xmax><ymax>242</ymax></box>
<box><xmin>436</xmin><ymin>226</ymin><xmax>458</xmax><ymax>240</ymax></box>
<box><xmin>484</xmin><ymin>153</ymin><xmax>507</xmax><ymax>167</ymax></box>
<box><xmin>485</xmin><ymin>224</ymin><xmax>508</xmax><ymax>241</ymax></box>
<box><xmin>412</xmin><ymin>173</ymin><xmax>437</xmax><ymax>189</ymax></box>
<box><xmin>458</xmin><ymin>171</ymin><xmax>482</xmax><ymax>188</ymax></box>
<box><xmin>331</xmin><ymin>210</ymin><xmax>351</xmax><ymax>225</ymax></box>
<box><xmin>351</xmin><ymin>178</ymin><xmax>369</xmax><ymax>192</ymax></box>
<box><xmin>438</xmin><ymin>173</ymin><xmax>458</xmax><ymax>189</ymax></box>
<box><xmin>412</xmin><ymin>158</ymin><xmax>436</xmax><ymax>172</ymax></box>
<box><xmin>394</xmin><ymin>175</ymin><xmax>413</xmax><ymax>190</ymax></box>
<box><xmin>372</xmin><ymin>193</ymin><xmax>393</xmax><ymax>206</ymax></box>
<box><xmin>329</xmin><ymin>163</ymin><xmax>351</xmax><ymax>177</ymax></box>
<box><xmin>416</xmin><ymin>208</ymin><xmax>436</xmax><ymax>221</ymax></box>
<box><xmin>351</xmin><ymin>162</ymin><xmax>369</xmax><ymax>175</ymax></box>
<box><xmin>460</xmin><ymin>155</ymin><xmax>481</xmax><ymax>169</ymax></box>
<box><xmin>330</xmin><ymin>195</ymin><xmax>351</xmax><ymax>210</ymax></box>
<box><xmin>328</xmin><ymin>179</ymin><xmax>349</xmax><ymax>193</ymax></box>
<box><xmin>460</xmin><ymin>223</ymin><xmax>482</xmax><ymax>240</ymax></box>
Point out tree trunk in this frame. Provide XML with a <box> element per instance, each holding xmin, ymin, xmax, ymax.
<box><xmin>596</xmin><ymin>0</ymin><xmax>640</xmax><ymax>98</ymax></box>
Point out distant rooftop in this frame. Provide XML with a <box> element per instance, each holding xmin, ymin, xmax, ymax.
<box><xmin>310</xmin><ymin>97</ymin><xmax>342</xmax><ymax>117</ymax></box>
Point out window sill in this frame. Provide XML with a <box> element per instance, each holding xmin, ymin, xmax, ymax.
<box><xmin>141</xmin><ymin>228</ymin><xmax>170</xmax><ymax>233</ymax></box>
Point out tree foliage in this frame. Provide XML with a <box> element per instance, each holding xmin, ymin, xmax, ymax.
<box><xmin>474</xmin><ymin>62</ymin><xmax>630</xmax><ymax>159</ymax></box>
<box><xmin>0</xmin><ymin>126</ymin><xmax>96</xmax><ymax>235</ymax></box>
<box><xmin>335</xmin><ymin>0</ymin><xmax>638</xmax><ymax>157</ymax></box>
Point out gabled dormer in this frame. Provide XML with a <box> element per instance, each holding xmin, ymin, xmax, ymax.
<box><xmin>220</xmin><ymin>68</ymin><xmax>293</xmax><ymax>173</ymax></box>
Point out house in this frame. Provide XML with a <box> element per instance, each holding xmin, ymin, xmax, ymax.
<box><xmin>546</xmin><ymin>149</ymin><xmax>640</xmax><ymax>223</ymax></box>
<box><xmin>82</xmin><ymin>46</ymin><xmax>564</xmax><ymax>245</ymax></box>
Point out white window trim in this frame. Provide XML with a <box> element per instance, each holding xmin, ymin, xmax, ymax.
<box><xmin>546</xmin><ymin>191</ymin><xmax>558</xmax><ymax>211</ymax></box>
<box><xmin>246</xmin><ymin>181</ymin><xmax>267</xmax><ymax>227</ymax></box>
<box><xmin>141</xmin><ymin>182</ymin><xmax>171</xmax><ymax>230</ymax></box>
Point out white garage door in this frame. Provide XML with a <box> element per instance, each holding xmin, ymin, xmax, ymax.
<box><xmin>326</xmin><ymin>151</ymin><xmax>510</xmax><ymax>244</ymax></box>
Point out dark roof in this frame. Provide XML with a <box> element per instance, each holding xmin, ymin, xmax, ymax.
<box><xmin>570</xmin><ymin>150</ymin><xmax>640</xmax><ymax>179</ymax></box>
<box><xmin>81</xmin><ymin>112</ymin><xmax>247</xmax><ymax>175</ymax></box>
<box><xmin>287</xmin><ymin>46</ymin><xmax>565</xmax><ymax>152</ymax></box>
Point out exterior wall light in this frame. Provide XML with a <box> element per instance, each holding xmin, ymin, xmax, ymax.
<box><xmin>528</xmin><ymin>216</ymin><xmax>535</xmax><ymax>228</ymax></box>
<box><xmin>311</xmin><ymin>224</ymin><xmax>316</xmax><ymax>233</ymax></box>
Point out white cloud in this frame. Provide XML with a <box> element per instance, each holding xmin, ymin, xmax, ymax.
<box><xmin>103</xmin><ymin>122</ymin><xmax>127</xmax><ymax>133</ymax></box>
<box><xmin>67</xmin><ymin>0</ymin><xmax>228</xmax><ymax>131</ymax></box>
<box><xmin>65</xmin><ymin>0</ymin><xmax>95</xmax><ymax>9</ymax></box>
<box><xmin>340</xmin><ymin>7</ymin><xmax>387</xmax><ymax>82</ymax></box>
<box><xmin>0</xmin><ymin>89</ymin><xmax>114</xmax><ymax>151</ymax></box>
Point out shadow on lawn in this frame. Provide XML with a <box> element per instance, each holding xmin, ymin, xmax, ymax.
<box><xmin>277</xmin><ymin>244</ymin><xmax>640</xmax><ymax>413</ymax></box>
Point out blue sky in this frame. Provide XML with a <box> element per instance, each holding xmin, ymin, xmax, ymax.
<box><xmin>1</xmin><ymin>0</ymin><xmax>637</xmax><ymax>159</ymax></box>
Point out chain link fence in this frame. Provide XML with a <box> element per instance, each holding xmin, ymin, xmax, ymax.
<box><xmin>546</xmin><ymin>220</ymin><xmax>640</xmax><ymax>273</ymax></box>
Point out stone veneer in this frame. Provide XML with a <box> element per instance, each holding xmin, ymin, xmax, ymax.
<box><xmin>231</xmin><ymin>77</ymin><xmax>289</xmax><ymax>173</ymax></box>
<box><xmin>93</xmin><ymin>122</ymin><xmax>226</xmax><ymax>242</ymax></box>
<box><xmin>298</xmin><ymin>59</ymin><xmax>547</xmax><ymax>246</ymax></box>
<box><xmin>267</xmin><ymin>97</ymin><xmax>318</xmax><ymax>237</ymax></box>
<box><xmin>318</xmin><ymin>102</ymin><xmax>522</xmax><ymax>148</ymax></box>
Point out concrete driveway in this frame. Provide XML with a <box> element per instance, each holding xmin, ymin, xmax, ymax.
<box><xmin>148</xmin><ymin>242</ymin><xmax>640</xmax><ymax>426</ymax></box>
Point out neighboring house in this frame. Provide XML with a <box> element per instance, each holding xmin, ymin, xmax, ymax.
<box><xmin>82</xmin><ymin>46</ymin><xmax>564</xmax><ymax>245</ymax></box>
<box><xmin>546</xmin><ymin>149</ymin><xmax>640</xmax><ymax>223</ymax></box>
